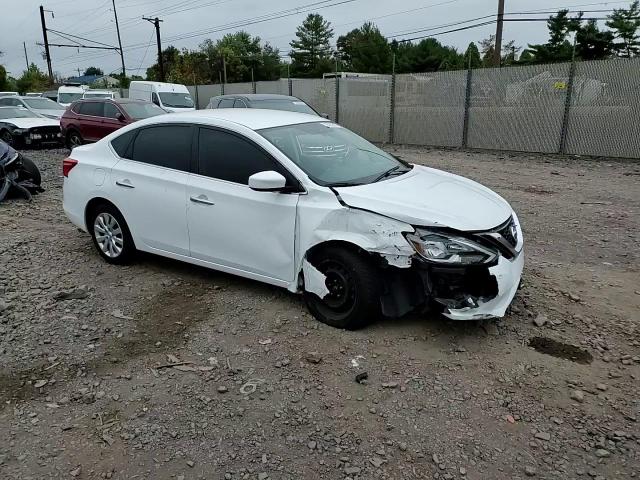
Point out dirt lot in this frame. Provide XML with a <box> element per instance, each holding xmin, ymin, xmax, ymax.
<box><xmin>0</xmin><ymin>146</ymin><xmax>638</xmax><ymax>480</ymax></box>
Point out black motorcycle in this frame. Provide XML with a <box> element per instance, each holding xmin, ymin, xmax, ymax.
<box><xmin>0</xmin><ymin>140</ymin><xmax>43</xmax><ymax>202</ymax></box>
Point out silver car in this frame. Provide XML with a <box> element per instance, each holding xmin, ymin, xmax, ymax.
<box><xmin>0</xmin><ymin>95</ymin><xmax>66</xmax><ymax>120</ymax></box>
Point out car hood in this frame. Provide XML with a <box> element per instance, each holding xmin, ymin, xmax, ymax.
<box><xmin>163</xmin><ymin>106</ymin><xmax>195</xmax><ymax>113</ymax></box>
<box><xmin>2</xmin><ymin>117</ymin><xmax>61</xmax><ymax>129</ymax></box>
<box><xmin>32</xmin><ymin>108</ymin><xmax>64</xmax><ymax>119</ymax></box>
<box><xmin>334</xmin><ymin>164</ymin><xmax>512</xmax><ymax>231</ymax></box>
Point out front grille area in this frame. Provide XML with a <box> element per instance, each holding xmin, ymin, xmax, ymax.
<box><xmin>29</xmin><ymin>126</ymin><xmax>61</xmax><ymax>142</ymax></box>
<box><xmin>496</xmin><ymin>216</ymin><xmax>518</xmax><ymax>248</ymax></box>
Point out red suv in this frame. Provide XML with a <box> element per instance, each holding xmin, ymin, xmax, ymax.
<box><xmin>60</xmin><ymin>98</ymin><xmax>165</xmax><ymax>148</ymax></box>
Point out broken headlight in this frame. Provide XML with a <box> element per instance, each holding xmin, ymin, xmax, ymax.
<box><xmin>405</xmin><ymin>231</ymin><xmax>498</xmax><ymax>265</ymax></box>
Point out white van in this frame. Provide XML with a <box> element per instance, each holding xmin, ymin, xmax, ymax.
<box><xmin>128</xmin><ymin>81</ymin><xmax>195</xmax><ymax>112</ymax></box>
<box><xmin>0</xmin><ymin>91</ymin><xmax>19</xmax><ymax>97</ymax></box>
<box><xmin>58</xmin><ymin>85</ymin><xmax>86</xmax><ymax>107</ymax></box>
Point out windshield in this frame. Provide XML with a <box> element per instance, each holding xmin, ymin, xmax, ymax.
<box><xmin>259</xmin><ymin>122</ymin><xmax>411</xmax><ymax>186</ymax></box>
<box><xmin>24</xmin><ymin>98</ymin><xmax>64</xmax><ymax>110</ymax></box>
<box><xmin>84</xmin><ymin>92</ymin><xmax>113</xmax><ymax>99</ymax></box>
<box><xmin>121</xmin><ymin>102</ymin><xmax>165</xmax><ymax>119</ymax></box>
<box><xmin>250</xmin><ymin>99</ymin><xmax>317</xmax><ymax>115</ymax></box>
<box><xmin>59</xmin><ymin>92</ymin><xmax>84</xmax><ymax>104</ymax></box>
<box><xmin>0</xmin><ymin>107</ymin><xmax>41</xmax><ymax>119</ymax></box>
<box><xmin>158</xmin><ymin>92</ymin><xmax>194</xmax><ymax>108</ymax></box>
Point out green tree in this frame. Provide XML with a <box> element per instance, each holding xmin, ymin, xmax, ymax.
<box><xmin>463</xmin><ymin>42</ymin><xmax>482</xmax><ymax>68</ymax></box>
<box><xmin>606</xmin><ymin>1</ymin><xmax>640</xmax><ymax>57</ymax></box>
<box><xmin>336</xmin><ymin>22</ymin><xmax>392</xmax><ymax>73</ymax></box>
<box><xmin>528</xmin><ymin>10</ymin><xmax>581</xmax><ymax>63</ymax></box>
<box><xmin>0</xmin><ymin>65</ymin><xmax>8</xmax><ymax>90</ymax></box>
<box><xmin>289</xmin><ymin>14</ymin><xmax>334</xmax><ymax>77</ymax></box>
<box><xmin>16</xmin><ymin>64</ymin><xmax>49</xmax><ymax>93</ymax></box>
<box><xmin>168</xmin><ymin>49</ymin><xmax>211</xmax><ymax>84</ymax></box>
<box><xmin>83</xmin><ymin>66</ymin><xmax>104</xmax><ymax>76</ymax></box>
<box><xmin>575</xmin><ymin>20</ymin><xmax>615</xmax><ymax>60</ymax></box>
<box><xmin>146</xmin><ymin>46</ymin><xmax>181</xmax><ymax>81</ymax></box>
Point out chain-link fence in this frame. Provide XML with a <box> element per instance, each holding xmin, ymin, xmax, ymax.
<box><xmin>184</xmin><ymin>57</ymin><xmax>640</xmax><ymax>159</ymax></box>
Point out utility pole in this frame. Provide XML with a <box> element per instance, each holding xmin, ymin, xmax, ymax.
<box><xmin>143</xmin><ymin>17</ymin><xmax>164</xmax><ymax>81</ymax></box>
<box><xmin>23</xmin><ymin>42</ymin><xmax>30</xmax><ymax>70</ymax></box>
<box><xmin>39</xmin><ymin>5</ymin><xmax>53</xmax><ymax>82</ymax></box>
<box><xmin>222</xmin><ymin>55</ymin><xmax>227</xmax><ymax>84</ymax></box>
<box><xmin>493</xmin><ymin>0</ymin><xmax>505</xmax><ymax>66</ymax></box>
<box><xmin>112</xmin><ymin>0</ymin><xmax>126</xmax><ymax>82</ymax></box>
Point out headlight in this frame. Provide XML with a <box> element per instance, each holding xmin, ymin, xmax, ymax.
<box><xmin>405</xmin><ymin>231</ymin><xmax>497</xmax><ymax>265</ymax></box>
<box><xmin>12</xmin><ymin>128</ymin><xmax>26</xmax><ymax>135</ymax></box>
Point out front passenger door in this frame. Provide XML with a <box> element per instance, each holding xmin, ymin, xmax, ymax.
<box><xmin>186</xmin><ymin>127</ymin><xmax>300</xmax><ymax>283</ymax></box>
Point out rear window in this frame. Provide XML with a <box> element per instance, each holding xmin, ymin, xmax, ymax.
<box><xmin>110</xmin><ymin>129</ymin><xmax>136</xmax><ymax>158</ymax></box>
<box><xmin>78</xmin><ymin>102</ymin><xmax>104</xmax><ymax>117</ymax></box>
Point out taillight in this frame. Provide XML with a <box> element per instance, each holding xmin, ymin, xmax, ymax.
<box><xmin>63</xmin><ymin>158</ymin><xmax>78</xmax><ymax>177</ymax></box>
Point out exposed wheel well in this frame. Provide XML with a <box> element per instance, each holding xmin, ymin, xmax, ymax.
<box><xmin>84</xmin><ymin>197</ymin><xmax>117</xmax><ymax>232</ymax></box>
<box><xmin>305</xmin><ymin>240</ymin><xmax>372</xmax><ymax>264</ymax></box>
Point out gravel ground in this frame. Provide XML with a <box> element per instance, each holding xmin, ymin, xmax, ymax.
<box><xmin>0</xmin><ymin>146</ymin><xmax>638</xmax><ymax>480</ymax></box>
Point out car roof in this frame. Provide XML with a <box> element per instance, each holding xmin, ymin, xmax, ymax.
<box><xmin>141</xmin><ymin>109</ymin><xmax>327</xmax><ymax>130</ymax></box>
<box><xmin>214</xmin><ymin>94</ymin><xmax>302</xmax><ymax>102</ymax></box>
<box><xmin>72</xmin><ymin>98</ymin><xmax>148</xmax><ymax>104</ymax></box>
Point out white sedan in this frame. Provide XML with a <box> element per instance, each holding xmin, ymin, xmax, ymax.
<box><xmin>62</xmin><ymin>110</ymin><xmax>523</xmax><ymax>329</ymax></box>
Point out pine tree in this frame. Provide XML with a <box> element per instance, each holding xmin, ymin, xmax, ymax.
<box><xmin>463</xmin><ymin>42</ymin><xmax>482</xmax><ymax>68</ymax></box>
<box><xmin>289</xmin><ymin>14</ymin><xmax>334</xmax><ymax>77</ymax></box>
<box><xmin>606</xmin><ymin>1</ymin><xmax>640</xmax><ymax>57</ymax></box>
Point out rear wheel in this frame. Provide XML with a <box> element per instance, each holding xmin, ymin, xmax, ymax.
<box><xmin>67</xmin><ymin>130</ymin><xmax>83</xmax><ymax>149</ymax></box>
<box><xmin>18</xmin><ymin>156</ymin><xmax>41</xmax><ymax>185</ymax></box>
<box><xmin>304</xmin><ymin>247</ymin><xmax>382</xmax><ymax>330</ymax></box>
<box><xmin>89</xmin><ymin>203</ymin><xmax>135</xmax><ymax>264</ymax></box>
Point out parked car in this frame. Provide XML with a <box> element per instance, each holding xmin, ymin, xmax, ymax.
<box><xmin>58</xmin><ymin>85</ymin><xmax>86</xmax><ymax>107</ymax></box>
<box><xmin>129</xmin><ymin>81</ymin><xmax>195</xmax><ymax>112</ymax></box>
<box><xmin>83</xmin><ymin>90</ymin><xmax>118</xmax><ymax>100</ymax></box>
<box><xmin>0</xmin><ymin>106</ymin><xmax>63</xmax><ymax>147</ymax></box>
<box><xmin>207</xmin><ymin>94</ymin><xmax>323</xmax><ymax>116</ymax></box>
<box><xmin>25</xmin><ymin>92</ymin><xmax>43</xmax><ymax>97</ymax></box>
<box><xmin>0</xmin><ymin>91</ymin><xmax>19</xmax><ymax>97</ymax></box>
<box><xmin>62</xmin><ymin>110</ymin><xmax>524</xmax><ymax>329</ymax></box>
<box><xmin>0</xmin><ymin>95</ymin><xmax>66</xmax><ymax>119</ymax></box>
<box><xmin>60</xmin><ymin>98</ymin><xmax>166</xmax><ymax>148</ymax></box>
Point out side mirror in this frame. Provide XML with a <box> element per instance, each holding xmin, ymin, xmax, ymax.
<box><xmin>116</xmin><ymin>112</ymin><xmax>125</xmax><ymax>122</ymax></box>
<box><xmin>248</xmin><ymin>171</ymin><xmax>287</xmax><ymax>192</ymax></box>
<box><xmin>321</xmin><ymin>113</ymin><xmax>330</xmax><ymax>119</ymax></box>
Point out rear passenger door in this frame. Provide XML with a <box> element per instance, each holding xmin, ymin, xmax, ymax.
<box><xmin>108</xmin><ymin>124</ymin><xmax>193</xmax><ymax>256</ymax></box>
<box><xmin>77</xmin><ymin>102</ymin><xmax>104</xmax><ymax>142</ymax></box>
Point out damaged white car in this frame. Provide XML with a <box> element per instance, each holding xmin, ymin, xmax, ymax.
<box><xmin>62</xmin><ymin>110</ymin><xmax>523</xmax><ymax>329</ymax></box>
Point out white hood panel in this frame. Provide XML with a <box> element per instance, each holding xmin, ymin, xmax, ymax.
<box><xmin>3</xmin><ymin>117</ymin><xmax>60</xmax><ymax>129</ymax></box>
<box><xmin>335</xmin><ymin>165</ymin><xmax>512</xmax><ymax>231</ymax></box>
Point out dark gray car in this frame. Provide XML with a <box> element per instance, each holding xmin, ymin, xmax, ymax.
<box><xmin>206</xmin><ymin>94</ymin><xmax>325</xmax><ymax>116</ymax></box>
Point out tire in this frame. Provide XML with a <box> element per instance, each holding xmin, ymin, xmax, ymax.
<box><xmin>0</xmin><ymin>130</ymin><xmax>13</xmax><ymax>146</ymax></box>
<box><xmin>19</xmin><ymin>156</ymin><xmax>41</xmax><ymax>185</ymax></box>
<box><xmin>67</xmin><ymin>130</ymin><xmax>83</xmax><ymax>149</ymax></box>
<box><xmin>304</xmin><ymin>246</ymin><xmax>382</xmax><ymax>330</ymax></box>
<box><xmin>88</xmin><ymin>202</ymin><xmax>135</xmax><ymax>264</ymax></box>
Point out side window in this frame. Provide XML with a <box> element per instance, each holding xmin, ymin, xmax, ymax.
<box><xmin>104</xmin><ymin>103</ymin><xmax>121</xmax><ymax>119</ymax></box>
<box><xmin>198</xmin><ymin>128</ymin><xmax>286</xmax><ymax>185</ymax></box>
<box><xmin>151</xmin><ymin>92</ymin><xmax>160</xmax><ymax>106</ymax></box>
<box><xmin>79</xmin><ymin>102</ymin><xmax>104</xmax><ymax>117</ymax></box>
<box><xmin>9</xmin><ymin>98</ymin><xmax>20</xmax><ymax>106</ymax></box>
<box><xmin>218</xmin><ymin>98</ymin><xmax>234</xmax><ymax>108</ymax></box>
<box><xmin>131</xmin><ymin>125</ymin><xmax>192</xmax><ymax>171</ymax></box>
<box><xmin>233</xmin><ymin>99</ymin><xmax>247</xmax><ymax>108</ymax></box>
<box><xmin>111</xmin><ymin>129</ymin><xmax>136</xmax><ymax>158</ymax></box>
<box><xmin>0</xmin><ymin>98</ymin><xmax>10</xmax><ymax>106</ymax></box>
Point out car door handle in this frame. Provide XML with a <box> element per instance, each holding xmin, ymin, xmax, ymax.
<box><xmin>115</xmin><ymin>179</ymin><xmax>135</xmax><ymax>189</ymax></box>
<box><xmin>190</xmin><ymin>194</ymin><xmax>215</xmax><ymax>205</ymax></box>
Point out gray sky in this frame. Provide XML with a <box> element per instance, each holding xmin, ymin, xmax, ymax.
<box><xmin>0</xmin><ymin>0</ymin><xmax>627</xmax><ymax>79</ymax></box>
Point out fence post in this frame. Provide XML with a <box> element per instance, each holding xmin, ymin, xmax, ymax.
<box><xmin>251</xmin><ymin>68</ymin><xmax>256</xmax><ymax>94</ymax></box>
<box><xmin>389</xmin><ymin>72</ymin><xmax>396</xmax><ymax>144</ymax></box>
<box><xmin>194</xmin><ymin>83</ymin><xmax>199</xmax><ymax>110</ymax></box>
<box><xmin>559</xmin><ymin>59</ymin><xmax>577</xmax><ymax>154</ymax></box>
<box><xmin>288</xmin><ymin>78</ymin><xmax>293</xmax><ymax>96</ymax></box>
<box><xmin>462</xmin><ymin>67</ymin><xmax>473</xmax><ymax>148</ymax></box>
<box><xmin>335</xmin><ymin>78</ymin><xmax>340</xmax><ymax>124</ymax></box>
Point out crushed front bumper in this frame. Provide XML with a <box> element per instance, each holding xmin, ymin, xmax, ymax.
<box><xmin>441</xmin><ymin>250</ymin><xmax>524</xmax><ymax>320</ymax></box>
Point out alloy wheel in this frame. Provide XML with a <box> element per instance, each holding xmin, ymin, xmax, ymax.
<box><xmin>93</xmin><ymin>212</ymin><xmax>124</xmax><ymax>258</ymax></box>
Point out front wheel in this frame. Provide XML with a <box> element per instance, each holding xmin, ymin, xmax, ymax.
<box><xmin>304</xmin><ymin>247</ymin><xmax>382</xmax><ymax>330</ymax></box>
<box><xmin>0</xmin><ymin>130</ymin><xmax>14</xmax><ymax>146</ymax></box>
<box><xmin>89</xmin><ymin>203</ymin><xmax>135</xmax><ymax>264</ymax></box>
